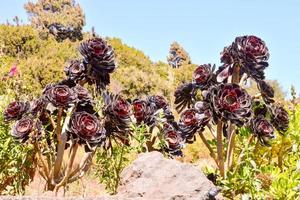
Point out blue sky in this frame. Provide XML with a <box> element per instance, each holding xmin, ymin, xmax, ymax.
<box><xmin>1</xmin><ymin>0</ymin><xmax>299</xmax><ymax>97</ymax></box>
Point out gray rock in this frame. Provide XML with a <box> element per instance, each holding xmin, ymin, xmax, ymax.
<box><xmin>116</xmin><ymin>151</ymin><xmax>223</xmax><ymax>200</ymax></box>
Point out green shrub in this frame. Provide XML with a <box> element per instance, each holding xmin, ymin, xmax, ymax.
<box><xmin>0</xmin><ymin>96</ymin><xmax>37</xmax><ymax>195</ymax></box>
<box><xmin>212</xmin><ymin>104</ymin><xmax>300</xmax><ymax>199</ymax></box>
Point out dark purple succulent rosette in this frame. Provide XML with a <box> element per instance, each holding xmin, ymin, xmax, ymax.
<box><xmin>179</xmin><ymin>109</ymin><xmax>199</xmax><ymax>143</ymax></box>
<box><xmin>132</xmin><ymin>99</ymin><xmax>148</xmax><ymax>124</ymax></box>
<box><xmin>64</xmin><ymin>60</ymin><xmax>86</xmax><ymax>82</ymax></box>
<box><xmin>43</xmin><ymin>84</ymin><xmax>78</xmax><ymax>108</ymax></box>
<box><xmin>220</xmin><ymin>46</ymin><xmax>234</xmax><ymax>65</ymax></box>
<box><xmin>174</xmin><ymin>82</ymin><xmax>196</xmax><ymax>113</ymax></box>
<box><xmin>68</xmin><ymin>111</ymin><xmax>106</xmax><ymax>149</ymax></box>
<box><xmin>162</xmin><ymin>123</ymin><xmax>184</xmax><ymax>156</ymax></box>
<box><xmin>73</xmin><ymin>84</ymin><xmax>93</xmax><ymax>106</ymax></box>
<box><xmin>194</xmin><ymin>101</ymin><xmax>212</xmax><ymax>126</ymax></box>
<box><xmin>257</xmin><ymin>80</ymin><xmax>275</xmax><ymax>104</ymax></box>
<box><xmin>79</xmin><ymin>37</ymin><xmax>116</xmax><ymax>90</ymax></box>
<box><xmin>251</xmin><ymin>115</ymin><xmax>275</xmax><ymax>146</ymax></box>
<box><xmin>147</xmin><ymin>95</ymin><xmax>168</xmax><ymax>110</ymax></box>
<box><xmin>4</xmin><ymin>101</ymin><xmax>30</xmax><ymax>121</ymax></box>
<box><xmin>12</xmin><ymin>116</ymin><xmax>42</xmax><ymax>143</ymax></box>
<box><xmin>270</xmin><ymin>105</ymin><xmax>289</xmax><ymax>134</ymax></box>
<box><xmin>207</xmin><ymin>83</ymin><xmax>252</xmax><ymax>126</ymax></box>
<box><xmin>112</xmin><ymin>98</ymin><xmax>132</xmax><ymax>120</ymax></box>
<box><xmin>79</xmin><ymin>37</ymin><xmax>115</xmax><ymax>72</ymax></box>
<box><xmin>30</xmin><ymin>97</ymin><xmax>48</xmax><ymax>116</ymax></box>
<box><xmin>179</xmin><ymin>102</ymin><xmax>212</xmax><ymax>143</ymax></box>
<box><xmin>235</xmin><ymin>35</ymin><xmax>269</xmax><ymax>63</ymax></box>
<box><xmin>192</xmin><ymin>64</ymin><xmax>215</xmax><ymax>90</ymax></box>
<box><xmin>221</xmin><ymin>35</ymin><xmax>270</xmax><ymax>81</ymax></box>
<box><xmin>103</xmin><ymin>93</ymin><xmax>132</xmax><ymax>143</ymax></box>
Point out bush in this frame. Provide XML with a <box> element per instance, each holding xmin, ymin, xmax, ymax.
<box><xmin>215</xmin><ymin>104</ymin><xmax>300</xmax><ymax>199</ymax></box>
<box><xmin>0</xmin><ymin>25</ymin><xmax>41</xmax><ymax>58</ymax></box>
<box><xmin>0</xmin><ymin>95</ymin><xmax>36</xmax><ymax>195</ymax></box>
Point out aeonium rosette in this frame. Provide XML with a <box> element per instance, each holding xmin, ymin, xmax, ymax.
<box><xmin>162</xmin><ymin>123</ymin><xmax>184</xmax><ymax>156</ymax></box>
<box><xmin>221</xmin><ymin>35</ymin><xmax>270</xmax><ymax>81</ymax></box>
<box><xmin>147</xmin><ymin>95</ymin><xmax>168</xmax><ymax>110</ymax></box>
<box><xmin>174</xmin><ymin>82</ymin><xmax>195</xmax><ymax>113</ymax></box>
<box><xmin>179</xmin><ymin>101</ymin><xmax>212</xmax><ymax>143</ymax></box>
<box><xmin>192</xmin><ymin>64</ymin><xmax>215</xmax><ymax>90</ymax></box>
<box><xmin>251</xmin><ymin>115</ymin><xmax>275</xmax><ymax>146</ymax></box>
<box><xmin>207</xmin><ymin>83</ymin><xmax>252</xmax><ymax>126</ymax></box>
<box><xmin>179</xmin><ymin>109</ymin><xmax>199</xmax><ymax>143</ymax></box>
<box><xmin>12</xmin><ymin>116</ymin><xmax>42</xmax><ymax>143</ymax></box>
<box><xmin>80</xmin><ymin>37</ymin><xmax>115</xmax><ymax>72</ymax></box>
<box><xmin>30</xmin><ymin>97</ymin><xmax>48</xmax><ymax>116</ymax></box>
<box><xmin>73</xmin><ymin>84</ymin><xmax>93</xmax><ymax>105</ymax></box>
<box><xmin>194</xmin><ymin>101</ymin><xmax>212</xmax><ymax>126</ymax></box>
<box><xmin>68</xmin><ymin>111</ymin><xmax>106</xmax><ymax>149</ymax></box>
<box><xmin>234</xmin><ymin>35</ymin><xmax>269</xmax><ymax>63</ymax></box>
<box><xmin>4</xmin><ymin>101</ymin><xmax>30</xmax><ymax>121</ymax></box>
<box><xmin>270</xmin><ymin>105</ymin><xmax>289</xmax><ymax>134</ymax></box>
<box><xmin>79</xmin><ymin>37</ymin><xmax>116</xmax><ymax>89</ymax></box>
<box><xmin>43</xmin><ymin>84</ymin><xmax>78</xmax><ymax>108</ymax></box>
<box><xmin>64</xmin><ymin>60</ymin><xmax>86</xmax><ymax>82</ymax></box>
<box><xmin>103</xmin><ymin>93</ymin><xmax>132</xmax><ymax>143</ymax></box>
<box><xmin>132</xmin><ymin>99</ymin><xmax>149</xmax><ymax>124</ymax></box>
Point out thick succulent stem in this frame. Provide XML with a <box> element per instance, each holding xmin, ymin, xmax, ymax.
<box><xmin>54</xmin><ymin>142</ymin><xmax>79</xmax><ymax>193</ymax></box>
<box><xmin>225</xmin><ymin>64</ymin><xmax>240</xmax><ymax>172</ymax></box>
<box><xmin>53</xmin><ymin>106</ymin><xmax>73</xmax><ymax>183</ymax></box>
<box><xmin>53</xmin><ymin>107</ymin><xmax>64</xmax><ymax>182</ymax></box>
<box><xmin>225</xmin><ymin>125</ymin><xmax>236</xmax><ymax>171</ymax></box>
<box><xmin>67</xmin><ymin>151</ymin><xmax>95</xmax><ymax>184</ymax></box>
<box><xmin>217</xmin><ymin>121</ymin><xmax>225</xmax><ymax>177</ymax></box>
<box><xmin>35</xmin><ymin>143</ymin><xmax>49</xmax><ymax>180</ymax></box>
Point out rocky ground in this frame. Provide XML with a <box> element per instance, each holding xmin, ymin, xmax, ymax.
<box><xmin>0</xmin><ymin>152</ymin><xmax>222</xmax><ymax>200</ymax></box>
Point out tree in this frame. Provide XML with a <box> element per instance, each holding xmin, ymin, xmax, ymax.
<box><xmin>24</xmin><ymin>0</ymin><xmax>85</xmax><ymax>41</ymax></box>
<box><xmin>167</xmin><ymin>42</ymin><xmax>191</xmax><ymax>68</ymax></box>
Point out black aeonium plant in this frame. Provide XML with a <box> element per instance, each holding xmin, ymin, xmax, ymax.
<box><xmin>192</xmin><ymin>64</ymin><xmax>216</xmax><ymax>90</ymax></box>
<box><xmin>270</xmin><ymin>105</ymin><xmax>289</xmax><ymax>134</ymax></box>
<box><xmin>102</xmin><ymin>93</ymin><xmax>132</xmax><ymax>145</ymax></box>
<box><xmin>1</xmin><ymin>37</ymin><xmax>124</xmax><ymax>192</ymax></box>
<box><xmin>173</xmin><ymin>35</ymin><xmax>289</xmax><ymax>167</ymax></box>
<box><xmin>64</xmin><ymin>60</ymin><xmax>86</xmax><ymax>83</ymax></box>
<box><xmin>4</xmin><ymin>101</ymin><xmax>30</xmax><ymax>121</ymax></box>
<box><xmin>79</xmin><ymin>37</ymin><xmax>116</xmax><ymax>90</ymax></box>
<box><xmin>68</xmin><ymin>111</ymin><xmax>106</xmax><ymax>150</ymax></box>
<box><xmin>170</xmin><ymin>35</ymin><xmax>289</xmax><ymax>178</ymax></box>
<box><xmin>220</xmin><ymin>35</ymin><xmax>270</xmax><ymax>81</ymax></box>
<box><xmin>206</xmin><ymin>83</ymin><xmax>252</xmax><ymax>126</ymax></box>
<box><xmin>162</xmin><ymin>122</ymin><xmax>184</xmax><ymax>156</ymax></box>
<box><xmin>12</xmin><ymin>116</ymin><xmax>42</xmax><ymax>143</ymax></box>
<box><xmin>43</xmin><ymin>83</ymin><xmax>78</xmax><ymax>108</ymax></box>
<box><xmin>251</xmin><ymin>115</ymin><xmax>275</xmax><ymax>146</ymax></box>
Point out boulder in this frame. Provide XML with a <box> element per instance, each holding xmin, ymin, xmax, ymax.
<box><xmin>116</xmin><ymin>151</ymin><xmax>222</xmax><ymax>200</ymax></box>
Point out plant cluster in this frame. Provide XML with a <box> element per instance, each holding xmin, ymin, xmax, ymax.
<box><xmin>172</xmin><ymin>35</ymin><xmax>289</xmax><ymax>177</ymax></box>
<box><xmin>2</xmin><ymin>35</ymin><xmax>291</xmax><ymax>197</ymax></box>
<box><xmin>2</xmin><ymin>37</ymin><xmax>185</xmax><ymax>193</ymax></box>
